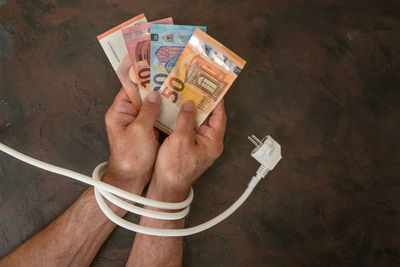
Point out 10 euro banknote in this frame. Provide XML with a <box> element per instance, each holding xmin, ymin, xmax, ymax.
<box><xmin>154</xmin><ymin>28</ymin><xmax>246</xmax><ymax>134</ymax></box>
<box><xmin>149</xmin><ymin>24</ymin><xmax>207</xmax><ymax>97</ymax></box>
<box><xmin>97</xmin><ymin>14</ymin><xmax>147</xmax><ymax>110</ymax></box>
<box><xmin>122</xmin><ymin>18</ymin><xmax>173</xmax><ymax>102</ymax></box>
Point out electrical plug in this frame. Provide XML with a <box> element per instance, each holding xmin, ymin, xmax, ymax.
<box><xmin>248</xmin><ymin>135</ymin><xmax>282</xmax><ymax>171</ymax></box>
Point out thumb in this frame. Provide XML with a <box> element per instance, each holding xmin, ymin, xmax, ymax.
<box><xmin>174</xmin><ymin>101</ymin><xmax>196</xmax><ymax>136</ymax></box>
<box><xmin>134</xmin><ymin>91</ymin><xmax>161</xmax><ymax>130</ymax></box>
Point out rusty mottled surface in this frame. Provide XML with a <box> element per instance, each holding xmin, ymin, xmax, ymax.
<box><xmin>1</xmin><ymin>0</ymin><xmax>400</xmax><ymax>266</ymax></box>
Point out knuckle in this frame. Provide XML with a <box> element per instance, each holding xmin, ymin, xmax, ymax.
<box><xmin>104</xmin><ymin>111</ymin><xmax>112</xmax><ymax>125</ymax></box>
<box><xmin>220</xmin><ymin>114</ymin><xmax>227</xmax><ymax>127</ymax></box>
<box><xmin>178</xmin><ymin>111</ymin><xmax>194</xmax><ymax>122</ymax></box>
<box><xmin>175</xmin><ymin>132</ymin><xmax>191</xmax><ymax>145</ymax></box>
<box><xmin>213</xmin><ymin>143</ymin><xmax>224</xmax><ymax>159</ymax></box>
<box><xmin>140</xmin><ymin>105</ymin><xmax>150</xmax><ymax>114</ymax></box>
<box><xmin>141</xmin><ymin>103</ymin><xmax>157</xmax><ymax>115</ymax></box>
<box><xmin>132</xmin><ymin>121</ymin><xmax>146</xmax><ymax>134</ymax></box>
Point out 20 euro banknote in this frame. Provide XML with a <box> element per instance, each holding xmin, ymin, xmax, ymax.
<box><xmin>153</xmin><ymin>28</ymin><xmax>246</xmax><ymax>134</ymax></box>
<box><xmin>97</xmin><ymin>14</ymin><xmax>147</xmax><ymax>110</ymax></box>
<box><xmin>149</xmin><ymin>24</ymin><xmax>206</xmax><ymax>94</ymax></box>
<box><xmin>122</xmin><ymin>18</ymin><xmax>173</xmax><ymax>101</ymax></box>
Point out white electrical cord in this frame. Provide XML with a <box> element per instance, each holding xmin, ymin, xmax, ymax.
<box><xmin>93</xmin><ymin>163</ymin><xmax>268</xmax><ymax>236</ymax></box>
<box><xmin>0</xmin><ymin>135</ymin><xmax>281</xmax><ymax>236</ymax></box>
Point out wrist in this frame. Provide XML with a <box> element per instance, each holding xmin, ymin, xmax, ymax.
<box><xmin>107</xmin><ymin>156</ymin><xmax>139</xmax><ymax>180</ymax></box>
<box><xmin>149</xmin><ymin>175</ymin><xmax>191</xmax><ymax>202</ymax></box>
<box><xmin>102</xmin><ymin>166</ymin><xmax>148</xmax><ymax>194</ymax></box>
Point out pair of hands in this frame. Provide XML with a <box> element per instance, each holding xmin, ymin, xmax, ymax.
<box><xmin>104</xmin><ymin>89</ymin><xmax>226</xmax><ymax>198</ymax></box>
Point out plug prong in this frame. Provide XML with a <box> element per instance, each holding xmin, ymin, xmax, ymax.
<box><xmin>251</xmin><ymin>135</ymin><xmax>263</xmax><ymax>145</ymax></box>
<box><xmin>248</xmin><ymin>136</ymin><xmax>259</xmax><ymax>147</ymax></box>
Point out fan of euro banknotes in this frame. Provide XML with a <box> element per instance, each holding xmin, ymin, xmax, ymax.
<box><xmin>98</xmin><ymin>14</ymin><xmax>246</xmax><ymax>134</ymax></box>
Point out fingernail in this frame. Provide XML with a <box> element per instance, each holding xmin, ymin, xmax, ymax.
<box><xmin>147</xmin><ymin>92</ymin><xmax>159</xmax><ymax>103</ymax></box>
<box><xmin>183</xmin><ymin>101</ymin><xmax>194</xmax><ymax>112</ymax></box>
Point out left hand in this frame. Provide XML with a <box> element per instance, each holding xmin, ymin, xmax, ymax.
<box><xmin>103</xmin><ymin>89</ymin><xmax>161</xmax><ymax>192</ymax></box>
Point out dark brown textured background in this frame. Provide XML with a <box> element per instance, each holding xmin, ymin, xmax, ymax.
<box><xmin>1</xmin><ymin>0</ymin><xmax>400</xmax><ymax>266</ymax></box>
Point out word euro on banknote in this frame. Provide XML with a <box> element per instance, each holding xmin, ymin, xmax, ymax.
<box><xmin>122</xmin><ymin>18</ymin><xmax>173</xmax><ymax>102</ymax></box>
<box><xmin>155</xmin><ymin>28</ymin><xmax>246</xmax><ymax>134</ymax></box>
<box><xmin>149</xmin><ymin>24</ymin><xmax>206</xmax><ymax>95</ymax></box>
<box><xmin>97</xmin><ymin>14</ymin><xmax>147</xmax><ymax>110</ymax></box>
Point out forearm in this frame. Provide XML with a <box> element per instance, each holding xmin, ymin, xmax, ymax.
<box><xmin>1</xmin><ymin>173</ymin><xmax>144</xmax><ymax>267</ymax></box>
<box><xmin>127</xmin><ymin>178</ymin><xmax>189</xmax><ymax>267</ymax></box>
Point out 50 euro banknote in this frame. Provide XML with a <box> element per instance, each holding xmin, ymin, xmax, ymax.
<box><xmin>149</xmin><ymin>24</ymin><xmax>206</xmax><ymax>94</ymax></box>
<box><xmin>122</xmin><ymin>17</ymin><xmax>173</xmax><ymax>101</ymax></box>
<box><xmin>97</xmin><ymin>14</ymin><xmax>147</xmax><ymax>110</ymax></box>
<box><xmin>153</xmin><ymin>28</ymin><xmax>246</xmax><ymax>134</ymax></box>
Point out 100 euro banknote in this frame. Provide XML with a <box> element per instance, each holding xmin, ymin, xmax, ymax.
<box><xmin>154</xmin><ymin>28</ymin><xmax>246</xmax><ymax>134</ymax></box>
<box><xmin>97</xmin><ymin>14</ymin><xmax>147</xmax><ymax>110</ymax></box>
<box><xmin>122</xmin><ymin>17</ymin><xmax>173</xmax><ymax>101</ymax></box>
<box><xmin>149</xmin><ymin>24</ymin><xmax>206</xmax><ymax>95</ymax></box>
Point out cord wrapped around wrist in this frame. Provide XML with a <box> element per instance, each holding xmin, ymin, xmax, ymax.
<box><xmin>0</xmin><ymin>142</ymin><xmax>272</xmax><ymax>237</ymax></box>
<box><xmin>93</xmin><ymin>162</ymin><xmax>192</xmax><ymax>222</ymax></box>
<box><xmin>92</xmin><ymin>162</ymin><xmax>266</xmax><ymax>236</ymax></box>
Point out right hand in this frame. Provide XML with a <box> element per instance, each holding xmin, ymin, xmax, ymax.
<box><xmin>151</xmin><ymin>100</ymin><xmax>227</xmax><ymax>198</ymax></box>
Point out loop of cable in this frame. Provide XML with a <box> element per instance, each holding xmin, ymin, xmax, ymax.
<box><xmin>0</xmin><ymin>142</ymin><xmax>264</xmax><ymax>236</ymax></box>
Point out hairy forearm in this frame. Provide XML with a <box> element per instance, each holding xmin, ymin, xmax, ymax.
<box><xmin>127</xmin><ymin>178</ymin><xmax>189</xmax><ymax>267</ymax></box>
<box><xmin>1</xmin><ymin>174</ymin><xmax>143</xmax><ymax>267</ymax></box>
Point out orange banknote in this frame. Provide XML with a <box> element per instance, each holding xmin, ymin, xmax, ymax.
<box><xmin>155</xmin><ymin>28</ymin><xmax>246</xmax><ymax>134</ymax></box>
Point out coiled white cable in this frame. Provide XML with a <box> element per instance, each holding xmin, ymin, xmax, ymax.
<box><xmin>0</xmin><ymin>142</ymin><xmax>272</xmax><ymax>237</ymax></box>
